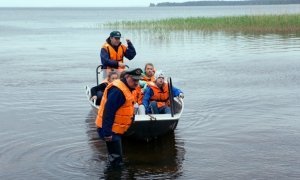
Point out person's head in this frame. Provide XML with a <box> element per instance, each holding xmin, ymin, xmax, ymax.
<box><xmin>144</xmin><ymin>63</ymin><xmax>155</xmax><ymax>78</ymax></box>
<box><xmin>124</xmin><ymin>68</ymin><xmax>143</xmax><ymax>89</ymax></box>
<box><xmin>109</xmin><ymin>31</ymin><xmax>121</xmax><ymax>47</ymax></box>
<box><xmin>154</xmin><ymin>70</ymin><xmax>165</xmax><ymax>87</ymax></box>
<box><xmin>107</xmin><ymin>71</ymin><xmax>119</xmax><ymax>83</ymax></box>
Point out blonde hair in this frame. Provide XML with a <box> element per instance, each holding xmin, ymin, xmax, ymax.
<box><xmin>108</xmin><ymin>71</ymin><xmax>118</xmax><ymax>79</ymax></box>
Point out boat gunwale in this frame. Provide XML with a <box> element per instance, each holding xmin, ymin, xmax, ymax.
<box><xmin>85</xmin><ymin>85</ymin><xmax>184</xmax><ymax>122</ymax></box>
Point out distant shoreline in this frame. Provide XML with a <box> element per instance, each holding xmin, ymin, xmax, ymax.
<box><xmin>150</xmin><ymin>0</ymin><xmax>300</xmax><ymax>7</ymax></box>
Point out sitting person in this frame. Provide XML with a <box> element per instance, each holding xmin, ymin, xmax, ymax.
<box><xmin>132</xmin><ymin>85</ymin><xmax>145</xmax><ymax>115</ymax></box>
<box><xmin>142</xmin><ymin>70</ymin><xmax>184</xmax><ymax>114</ymax></box>
<box><xmin>140</xmin><ymin>63</ymin><xmax>155</xmax><ymax>85</ymax></box>
<box><xmin>90</xmin><ymin>71</ymin><xmax>119</xmax><ymax>105</ymax></box>
<box><xmin>132</xmin><ymin>63</ymin><xmax>156</xmax><ymax>115</ymax></box>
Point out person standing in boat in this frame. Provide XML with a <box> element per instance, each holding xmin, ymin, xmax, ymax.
<box><xmin>142</xmin><ymin>70</ymin><xmax>184</xmax><ymax>114</ymax></box>
<box><xmin>100</xmin><ymin>31</ymin><xmax>136</xmax><ymax>77</ymax></box>
<box><xmin>90</xmin><ymin>71</ymin><xmax>119</xmax><ymax>105</ymax></box>
<box><xmin>95</xmin><ymin>68</ymin><xmax>143</xmax><ymax>168</ymax></box>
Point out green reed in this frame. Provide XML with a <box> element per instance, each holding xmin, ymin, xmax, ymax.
<box><xmin>105</xmin><ymin>14</ymin><xmax>300</xmax><ymax>33</ymax></box>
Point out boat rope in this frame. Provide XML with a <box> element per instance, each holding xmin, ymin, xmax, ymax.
<box><xmin>148</xmin><ymin>114</ymin><xmax>156</xmax><ymax>121</ymax></box>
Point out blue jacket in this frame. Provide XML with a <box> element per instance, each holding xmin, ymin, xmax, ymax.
<box><xmin>100</xmin><ymin>38</ymin><xmax>136</xmax><ymax>69</ymax></box>
<box><xmin>142</xmin><ymin>84</ymin><xmax>183</xmax><ymax>114</ymax></box>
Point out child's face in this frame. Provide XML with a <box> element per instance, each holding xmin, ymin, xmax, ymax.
<box><xmin>109</xmin><ymin>74</ymin><xmax>118</xmax><ymax>82</ymax></box>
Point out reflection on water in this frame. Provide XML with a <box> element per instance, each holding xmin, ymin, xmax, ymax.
<box><xmin>85</xmin><ymin>109</ymin><xmax>185</xmax><ymax>179</ymax></box>
<box><xmin>1</xmin><ymin>6</ymin><xmax>300</xmax><ymax>179</ymax></box>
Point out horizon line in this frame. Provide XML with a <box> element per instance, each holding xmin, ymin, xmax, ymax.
<box><xmin>0</xmin><ymin>6</ymin><xmax>151</xmax><ymax>8</ymax></box>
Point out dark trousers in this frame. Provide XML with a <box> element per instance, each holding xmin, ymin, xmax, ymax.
<box><xmin>97</xmin><ymin>128</ymin><xmax>123</xmax><ymax>167</ymax></box>
<box><xmin>105</xmin><ymin>138</ymin><xmax>123</xmax><ymax>167</ymax></box>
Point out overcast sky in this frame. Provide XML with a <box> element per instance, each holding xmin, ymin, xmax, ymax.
<box><xmin>0</xmin><ymin>0</ymin><xmax>212</xmax><ymax>7</ymax></box>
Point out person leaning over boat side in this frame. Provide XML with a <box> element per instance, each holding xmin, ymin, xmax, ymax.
<box><xmin>142</xmin><ymin>70</ymin><xmax>184</xmax><ymax>114</ymax></box>
<box><xmin>95</xmin><ymin>68</ymin><xmax>143</xmax><ymax>168</ymax></box>
<box><xmin>100</xmin><ymin>31</ymin><xmax>136</xmax><ymax>76</ymax></box>
<box><xmin>90</xmin><ymin>71</ymin><xmax>119</xmax><ymax>105</ymax></box>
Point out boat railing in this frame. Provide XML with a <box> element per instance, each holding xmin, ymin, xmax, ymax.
<box><xmin>85</xmin><ymin>85</ymin><xmax>97</xmax><ymax>107</ymax></box>
<box><xmin>96</xmin><ymin>65</ymin><xmax>103</xmax><ymax>85</ymax></box>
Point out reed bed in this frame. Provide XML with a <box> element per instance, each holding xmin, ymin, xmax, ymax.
<box><xmin>105</xmin><ymin>14</ymin><xmax>300</xmax><ymax>33</ymax></box>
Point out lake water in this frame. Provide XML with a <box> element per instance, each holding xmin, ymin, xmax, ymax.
<box><xmin>1</xmin><ymin>5</ymin><xmax>300</xmax><ymax>179</ymax></box>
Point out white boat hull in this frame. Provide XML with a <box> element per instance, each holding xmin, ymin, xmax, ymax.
<box><xmin>85</xmin><ymin>84</ymin><xmax>184</xmax><ymax>141</ymax></box>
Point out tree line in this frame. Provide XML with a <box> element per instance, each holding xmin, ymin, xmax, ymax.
<box><xmin>150</xmin><ymin>0</ymin><xmax>300</xmax><ymax>7</ymax></box>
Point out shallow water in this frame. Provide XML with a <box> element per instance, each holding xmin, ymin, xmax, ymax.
<box><xmin>1</xmin><ymin>6</ymin><xmax>300</xmax><ymax>179</ymax></box>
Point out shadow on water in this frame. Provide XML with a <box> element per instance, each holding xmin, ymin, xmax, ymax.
<box><xmin>122</xmin><ymin>133</ymin><xmax>185</xmax><ymax>178</ymax></box>
<box><xmin>85</xmin><ymin>109</ymin><xmax>185</xmax><ymax>179</ymax></box>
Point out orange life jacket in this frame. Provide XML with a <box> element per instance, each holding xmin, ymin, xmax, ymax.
<box><xmin>95</xmin><ymin>79</ymin><xmax>134</xmax><ymax>134</ymax></box>
<box><xmin>141</xmin><ymin>75</ymin><xmax>155</xmax><ymax>82</ymax></box>
<box><xmin>102</xmin><ymin>43</ymin><xmax>127</xmax><ymax>70</ymax></box>
<box><xmin>148</xmin><ymin>82</ymin><xmax>169</xmax><ymax>108</ymax></box>
<box><xmin>137</xmin><ymin>76</ymin><xmax>155</xmax><ymax>102</ymax></box>
<box><xmin>132</xmin><ymin>85</ymin><xmax>143</xmax><ymax>105</ymax></box>
<box><xmin>133</xmin><ymin>75</ymin><xmax>154</xmax><ymax>105</ymax></box>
